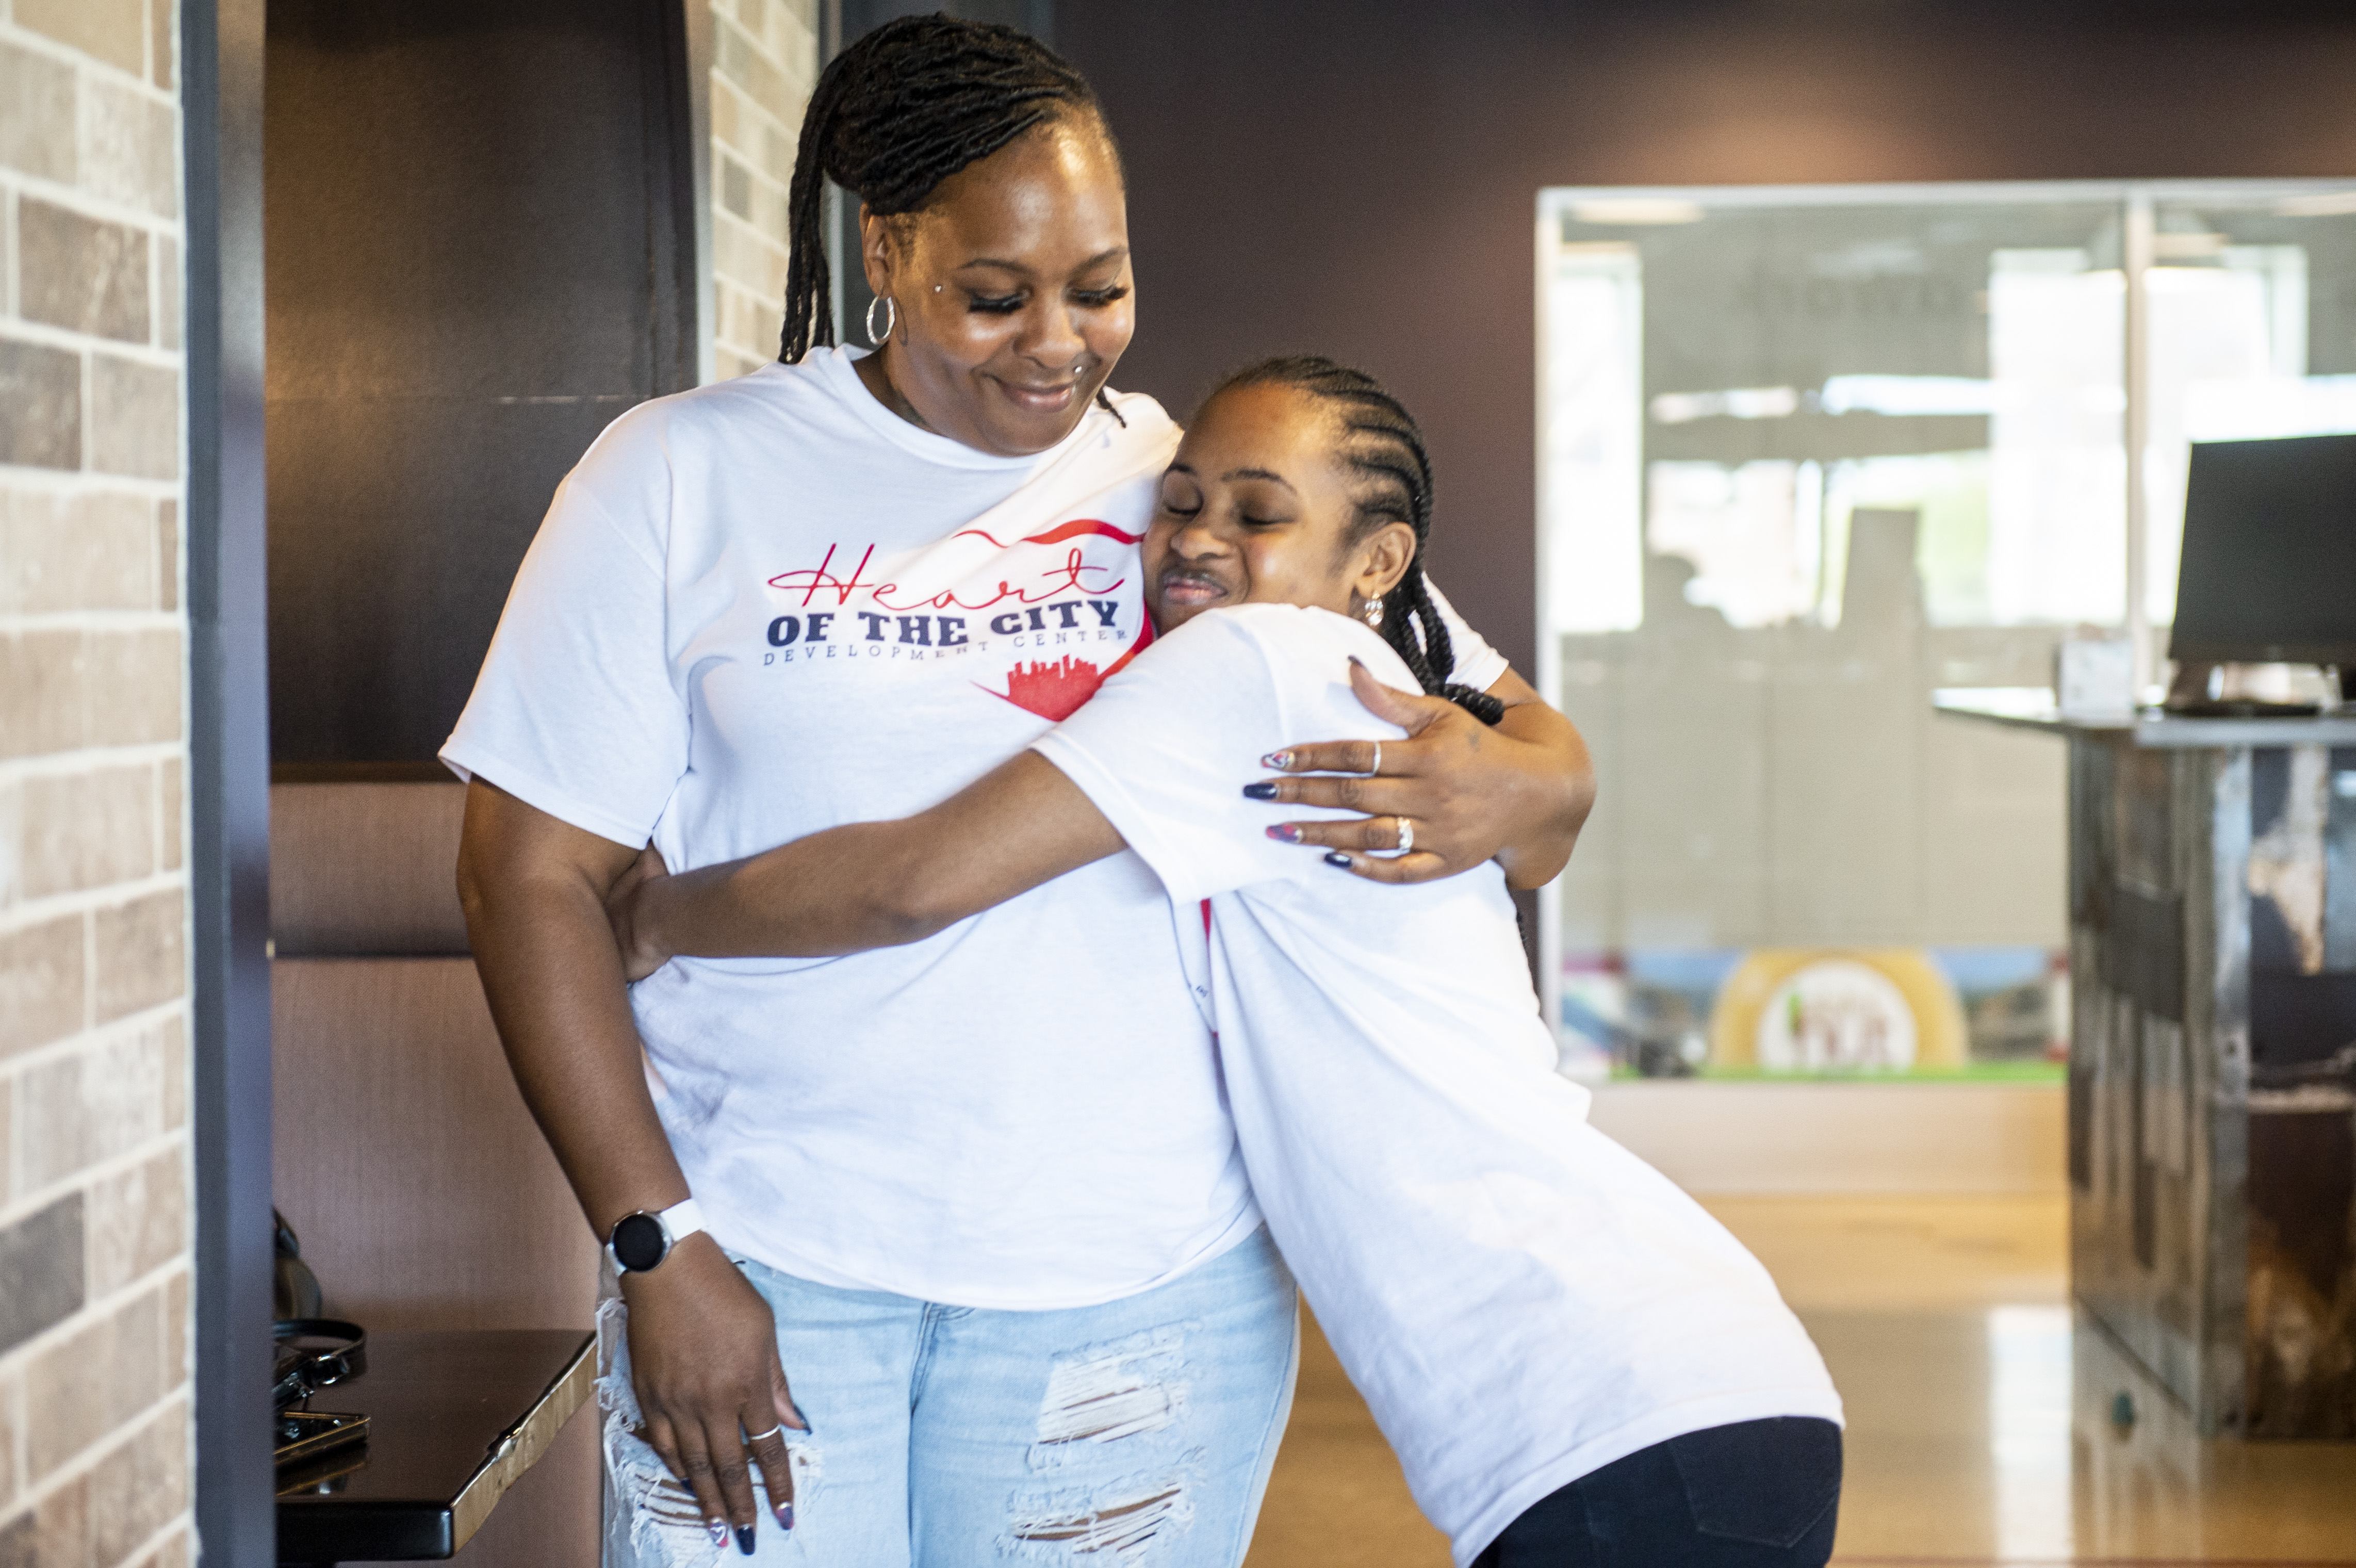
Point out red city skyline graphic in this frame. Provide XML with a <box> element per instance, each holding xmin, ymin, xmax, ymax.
<box><xmin>985</xmin><ymin>606</ymin><xmax>1155</xmax><ymax>721</ymax></box>
<box><xmin>998</xmin><ymin>658</ymin><xmax>1110</xmax><ymax>722</ymax></box>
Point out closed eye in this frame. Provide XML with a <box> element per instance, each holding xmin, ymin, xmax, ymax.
<box><xmin>968</xmin><ymin>292</ymin><xmax>1024</xmax><ymax>314</ymax></box>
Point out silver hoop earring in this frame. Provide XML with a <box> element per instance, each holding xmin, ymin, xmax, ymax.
<box><xmin>1364</xmin><ymin>597</ymin><xmax>1385</xmax><ymax>630</ymax></box>
<box><xmin>864</xmin><ymin>293</ymin><xmax>896</xmax><ymax>348</ymax></box>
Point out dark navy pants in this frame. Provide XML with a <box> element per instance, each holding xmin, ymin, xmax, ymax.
<box><xmin>1474</xmin><ymin>1417</ymin><xmax>1843</xmax><ymax>1567</ymax></box>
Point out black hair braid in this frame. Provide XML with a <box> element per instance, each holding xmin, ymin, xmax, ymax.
<box><xmin>780</xmin><ymin>15</ymin><xmax>1111</xmax><ymax>364</ymax></box>
<box><xmin>1208</xmin><ymin>356</ymin><xmax>1507</xmax><ymax>725</ymax></box>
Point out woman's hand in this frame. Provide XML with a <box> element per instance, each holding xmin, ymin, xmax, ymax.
<box><xmin>1252</xmin><ymin>661</ymin><xmax>1595</xmax><ymax>887</ymax></box>
<box><xmin>622</xmin><ymin>1236</ymin><xmax>808</xmax><ymax>1546</ymax></box>
<box><xmin>456</xmin><ymin>780</ymin><xmax>806</xmax><ymax>1546</ymax></box>
<box><xmin>604</xmin><ymin>845</ymin><xmax>673</xmax><ymax>983</ymax></box>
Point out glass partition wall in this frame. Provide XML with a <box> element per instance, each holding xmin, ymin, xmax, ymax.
<box><xmin>1535</xmin><ymin>181</ymin><xmax>2356</xmax><ymax>1081</ymax></box>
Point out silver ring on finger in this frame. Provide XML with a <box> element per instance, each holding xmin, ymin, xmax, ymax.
<box><xmin>1394</xmin><ymin>816</ymin><xmax>1414</xmax><ymax>853</ymax></box>
<box><xmin>746</xmin><ymin>1423</ymin><xmax>785</xmax><ymax>1442</ymax></box>
<box><xmin>1363</xmin><ymin>741</ymin><xmax>1381</xmax><ymax>778</ymax></box>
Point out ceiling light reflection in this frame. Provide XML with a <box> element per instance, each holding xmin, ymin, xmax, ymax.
<box><xmin>2273</xmin><ymin>191</ymin><xmax>2356</xmax><ymax>217</ymax></box>
<box><xmin>1574</xmin><ymin>198</ymin><xmax>1706</xmax><ymax>226</ymax></box>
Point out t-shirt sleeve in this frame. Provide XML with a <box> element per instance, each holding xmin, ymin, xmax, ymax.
<box><xmin>438</xmin><ymin>466</ymin><xmax>686</xmax><ymax>850</ymax></box>
<box><xmin>1030</xmin><ymin>611</ymin><xmax>1394</xmax><ymax>904</ymax></box>
<box><xmin>1425</xmin><ymin>576</ymin><xmax>1511</xmax><ymax>693</ymax></box>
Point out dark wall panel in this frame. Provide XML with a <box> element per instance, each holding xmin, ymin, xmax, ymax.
<box><xmin>266</xmin><ymin>0</ymin><xmax>696</xmax><ymax>766</ymax></box>
<box><xmin>1060</xmin><ymin>0</ymin><xmax>2356</xmax><ymax>676</ymax></box>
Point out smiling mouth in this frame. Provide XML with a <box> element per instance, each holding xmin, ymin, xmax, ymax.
<box><xmin>995</xmin><ymin>375</ymin><xmax>1084</xmax><ymax>412</ymax></box>
<box><xmin>1155</xmin><ymin>568</ymin><xmax>1229</xmax><ymax>606</ymax></box>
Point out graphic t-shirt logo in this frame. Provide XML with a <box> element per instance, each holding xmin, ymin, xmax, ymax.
<box><xmin>762</xmin><ymin>519</ymin><xmax>1153</xmax><ymax>720</ymax></box>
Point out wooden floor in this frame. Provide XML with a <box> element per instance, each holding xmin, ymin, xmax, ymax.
<box><xmin>1242</xmin><ymin>1196</ymin><xmax>2356</xmax><ymax>1567</ymax></box>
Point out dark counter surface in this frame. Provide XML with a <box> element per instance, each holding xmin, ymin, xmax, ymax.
<box><xmin>1933</xmin><ymin>687</ymin><xmax>2356</xmax><ymax>748</ymax></box>
<box><xmin>276</xmin><ymin>1328</ymin><xmax>594</xmax><ymax>1563</ymax></box>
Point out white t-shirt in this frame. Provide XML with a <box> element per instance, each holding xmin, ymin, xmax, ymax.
<box><xmin>1033</xmin><ymin>604</ymin><xmax>1842</xmax><ymax>1564</ymax></box>
<box><xmin>441</xmin><ymin>348</ymin><xmax>1504</xmax><ymax>1309</ymax></box>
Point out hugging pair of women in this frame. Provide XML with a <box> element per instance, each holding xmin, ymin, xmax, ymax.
<box><xmin>447</xmin><ymin>17</ymin><xmax>1842</xmax><ymax>1568</ymax></box>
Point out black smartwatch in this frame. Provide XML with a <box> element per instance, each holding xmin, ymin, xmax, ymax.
<box><xmin>607</xmin><ymin>1198</ymin><xmax>707</xmax><ymax>1274</ymax></box>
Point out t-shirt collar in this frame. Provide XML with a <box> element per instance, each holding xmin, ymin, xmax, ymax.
<box><xmin>813</xmin><ymin>345</ymin><xmax>1102</xmax><ymax>474</ymax></box>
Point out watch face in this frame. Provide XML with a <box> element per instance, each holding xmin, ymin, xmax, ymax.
<box><xmin>611</xmin><ymin>1212</ymin><xmax>668</xmax><ymax>1272</ymax></box>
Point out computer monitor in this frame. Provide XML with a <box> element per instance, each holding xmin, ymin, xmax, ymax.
<box><xmin>2170</xmin><ymin>433</ymin><xmax>2356</xmax><ymax>667</ymax></box>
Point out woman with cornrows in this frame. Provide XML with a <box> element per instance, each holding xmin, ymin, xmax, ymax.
<box><xmin>448</xmin><ymin>17</ymin><xmax>1589</xmax><ymax>1567</ymax></box>
<box><xmin>612</xmin><ymin>358</ymin><xmax>1847</xmax><ymax>1568</ymax></box>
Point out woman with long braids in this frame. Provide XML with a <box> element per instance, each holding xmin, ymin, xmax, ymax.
<box><xmin>448</xmin><ymin>17</ymin><xmax>1591</xmax><ymax>1567</ymax></box>
<box><xmin>611</xmin><ymin>359</ymin><xmax>1846</xmax><ymax>1568</ymax></box>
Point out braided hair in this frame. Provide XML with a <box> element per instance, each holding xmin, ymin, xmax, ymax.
<box><xmin>1209</xmin><ymin>357</ymin><xmax>1507</xmax><ymax>725</ymax></box>
<box><xmin>780</xmin><ymin>15</ymin><xmax>1114</xmax><ymax>366</ymax></box>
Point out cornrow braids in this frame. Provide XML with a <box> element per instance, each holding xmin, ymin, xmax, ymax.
<box><xmin>1208</xmin><ymin>356</ymin><xmax>1507</xmax><ymax>726</ymax></box>
<box><xmin>781</xmin><ymin>15</ymin><xmax>1112</xmax><ymax>365</ymax></box>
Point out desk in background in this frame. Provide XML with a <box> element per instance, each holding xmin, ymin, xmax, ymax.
<box><xmin>1937</xmin><ymin>691</ymin><xmax>2356</xmax><ymax>1439</ymax></box>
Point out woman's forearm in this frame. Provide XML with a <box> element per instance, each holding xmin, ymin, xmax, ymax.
<box><xmin>621</xmin><ymin>752</ymin><xmax>1125</xmax><ymax>969</ymax></box>
<box><xmin>1489</xmin><ymin>679</ymin><xmax>1595</xmax><ymax>889</ymax></box>
<box><xmin>625</xmin><ymin>821</ymin><xmax>951</xmax><ymax>963</ymax></box>
<box><xmin>456</xmin><ymin>780</ymin><xmax>689</xmax><ymax>1235</ymax></box>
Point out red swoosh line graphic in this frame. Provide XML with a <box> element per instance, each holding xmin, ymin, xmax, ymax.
<box><xmin>953</xmin><ymin>518</ymin><xmax>1143</xmax><ymax>549</ymax></box>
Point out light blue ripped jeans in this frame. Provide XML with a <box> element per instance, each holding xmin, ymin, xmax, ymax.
<box><xmin>598</xmin><ymin>1228</ymin><xmax>1300</xmax><ymax>1568</ymax></box>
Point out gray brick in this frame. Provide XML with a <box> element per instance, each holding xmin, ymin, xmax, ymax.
<box><xmin>157</xmin><ymin>236</ymin><xmax>183</xmax><ymax>351</ymax></box>
<box><xmin>81</xmin><ymin>76</ymin><xmax>178</xmax><ymax>219</ymax></box>
<box><xmin>159</xmin><ymin>498</ymin><xmax>179</xmax><ymax>610</ymax></box>
<box><xmin>0</xmin><ymin>628</ymin><xmax>183</xmax><ymax>761</ymax></box>
<box><xmin>18</xmin><ymin>1468</ymin><xmax>87</xmax><ymax>1568</ymax></box>
<box><xmin>158</xmin><ymin>498</ymin><xmax>179</xmax><ymax>610</ymax></box>
<box><xmin>90</xmin><ymin>354</ymin><xmax>179</xmax><ymax>480</ymax></box>
<box><xmin>18</xmin><ymin>765</ymin><xmax>156</xmax><ymax>898</ymax></box>
<box><xmin>20</xmin><ymin>200</ymin><xmax>150</xmax><ymax>343</ymax></box>
<box><xmin>0</xmin><ymin>491</ymin><xmax>159</xmax><ymax>615</ymax></box>
<box><xmin>18</xmin><ymin>1023</ymin><xmax>177</xmax><ymax>1188</ymax></box>
<box><xmin>0</xmin><ymin>1194</ymin><xmax>86</xmax><ymax>1358</ymax></box>
<box><xmin>27</xmin><ymin>1289</ymin><xmax>163</xmax><ymax>1482</ymax></box>
<box><xmin>154</xmin><ymin>0</ymin><xmax>179</xmax><ymax>91</ymax></box>
<box><xmin>0</xmin><ymin>41</ymin><xmax>77</xmax><ymax>184</ymax></box>
<box><xmin>0</xmin><ymin>340</ymin><xmax>84</xmax><ymax>471</ymax></box>
<box><xmin>17</xmin><ymin>0</ymin><xmax>147</xmax><ymax>77</ymax></box>
<box><xmin>93</xmin><ymin>887</ymin><xmax>187</xmax><ymax>1022</ymax></box>
<box><xmin>0</xmin><ymin>914</ymin><xmax>86</xmax><ymax>1058</ymax></box>
<box><xmin>87</xmin><ymin>1401</ymin><xmax>187</xmax><ymax>1567</ymax></box>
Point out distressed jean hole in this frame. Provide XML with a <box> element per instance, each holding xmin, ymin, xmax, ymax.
<box><xmin>1034</xmin><ymin>1325</ymin><xmax>1193</xmax><ymax>1449</ymax></box>
<box><xmin>1007</xmin><ymin>1477</ymin><xmax>1193</xmax><ymax>1561</ymax></box>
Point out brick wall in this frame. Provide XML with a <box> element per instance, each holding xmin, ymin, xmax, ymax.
<box><xmin>0</xmin><ymin>1</ymin><xmax>194</xmax><ymax>1565</ymax></box>
<box><xmin>709</xmin><ymin>0</ymin><xmax>817</xmax><ymax>380</ymax></box>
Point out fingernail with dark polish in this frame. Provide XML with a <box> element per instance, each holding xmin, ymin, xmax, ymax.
<box><xmin>1242</xmin><ymin>781</ymin><xmax>1279</xmax><ymax>799</ymax></box>
<box><xmin>1260</xmin><ymin>750</ymin><xmax>1293</xmax><ymax>770</ymax></box>
<box><xmin>775</xmin><ymin>1500</ymin><xmax>795</xmax><ymax>1531</ymax></box>
<box><xmin>1324</xmin><ymin>852</ymin><xmax>1353</xmax><ymax>869</ymax></box>
<box><xmin>707</xmin><ymin>1521</ymin><xmax>731</xmax><ymax>1548</ymax></box>
<box><xmin>1265</xmin><ymin>825</ymin><xmax>1303</xmax><ymax>843</ymax></box>
<box><xmin>736</xmin><ymin>1524</ymin><xmax>757</xmax><ymax>1556</ymax></box>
